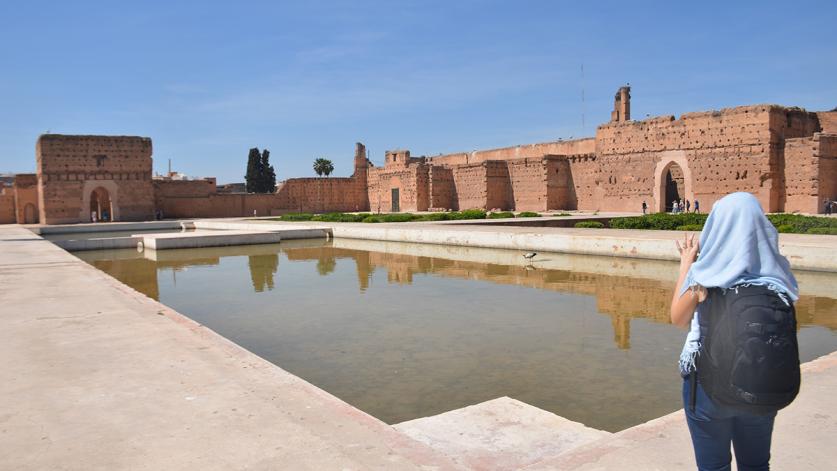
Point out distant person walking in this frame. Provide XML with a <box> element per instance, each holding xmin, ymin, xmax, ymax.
<box><xmin>642</xmin><ymin>200</ymin><xmax>647</xmax><ymax>215</ymax></box>
<box><xmin>826</xmin><ymin>198</ymin><xmax>832</xmax><ymax>215</ymax></box>
<box><xmin>671</xmin><ymin>192</ymin><xmax>800</xmax><ymax>471</ymax></box>
<box><xmin>694</xmin><ymin>199</ymin><xmax>700</xmax><ymax>213</ymax></box>
<box><xmin>686</xmin><ymin>199</ymin><xmax>691</xmax><ymax>212</ymax></box>
<box><xmin>672</xmin><ymin>200</ymin><xmax>679</xmax><ymax>214</ymax></box>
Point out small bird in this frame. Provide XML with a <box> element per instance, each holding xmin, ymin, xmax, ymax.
<box><xmin>523</xmin><ymin>252</ymin><xmax>537</xmax><ymax>260</ymax></box>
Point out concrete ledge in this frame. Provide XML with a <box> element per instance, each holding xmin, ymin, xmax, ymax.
<box><xmin>395</xmin><ymin>397</ymin><xmax>611</xmax><ymax>470</ymax></box>
<box><xmin>32</xmin><ymin>220</ymin><xmax>188</xmax><ymax>235</ymax></box>
<box><xmin>141</xmin><ymin>230</ymin><xmax>284</xmax><ymax>250</ymax></box>
<box><xmin>53</xmin><ymin>236</ymin><xmax>143</xmax><ymax>251</ymax></box>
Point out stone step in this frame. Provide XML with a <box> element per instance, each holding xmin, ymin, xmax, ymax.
<box><xmin>393</xmin><ymin>396</ymin><xmax>611</xmax><ymax>470</ymax></box>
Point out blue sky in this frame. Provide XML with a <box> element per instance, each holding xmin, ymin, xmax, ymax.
<box><xmin>1</xmin><ymin>0</ymin><xmax>835</xmax><ymax>183</ymax></box>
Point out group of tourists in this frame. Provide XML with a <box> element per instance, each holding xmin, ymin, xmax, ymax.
<box><xmin>671</xmin><ymin>198</ymin><xmax>699</xmax><ymax>214</ymax></box>
<box><xmin>639</xmin><ymin>199</ymin><xmax>700</xmax><ymax>215</ymax></box>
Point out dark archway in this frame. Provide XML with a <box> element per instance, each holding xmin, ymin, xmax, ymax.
<box><xmin>90</xmin><ymin>187</ymin><xmax>113</xmax><ymax>222</ymax></box>
<box><xmin>664</xmin><ymin>163</ymin><xmax>685</xmax><ymax>212</ymax></box>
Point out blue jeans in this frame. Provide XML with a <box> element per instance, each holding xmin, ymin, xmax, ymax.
<box><xmin>682</xmin><ymin>377</ymin><xmax>776</xmax><ymax>471</ymax></box>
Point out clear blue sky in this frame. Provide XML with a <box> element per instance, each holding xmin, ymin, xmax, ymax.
<box><xmin>1</xmin><ymin>1</ymin><xmax>835</xmax><ymax>183</ymax></box>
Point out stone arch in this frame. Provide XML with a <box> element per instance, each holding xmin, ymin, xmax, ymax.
<box><xmin>653</xmin><ymin>151</ymin><xmax>693</xmax><ymax>213</ymax></box>
<box><xmin>80</xmin><ymin>180</ymin><xmax>119</xmax><ymax>222</ymax></box>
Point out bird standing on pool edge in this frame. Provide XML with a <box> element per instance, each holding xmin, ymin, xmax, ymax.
<box><xmin>523</xmin><ymin>252</ymin><xmax>537</xmax><ymax>260</ymax></box>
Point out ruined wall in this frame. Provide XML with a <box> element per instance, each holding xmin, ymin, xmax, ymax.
<box><xmin>546</xmin><ymin>157</ymin><xmax>576</xmax><ymax>210</ymax></box>
<box><xmin>450</xmin><ymin>163</ymin><xmax>488</xmax><ymax>210</ymax></box>
<box><xmin>816</xmin><ymin>134</ymin><xmax>837</xmax><ymax>212</ymax></box>
<box><xmin>427</xmin><ymin>138</ymin><xmax>595</xmax><ymax>167</ymax></box>
<box><xmin>817</xmin><ymin>112</ymin><xmax>837</xmax><ymax>134</ymax></box>
<box><xmin>158</xmin><ymin>193</ymin><xmax>281</xmax><ymax>219</ymax></box>
<box><xmin>485</xmin><ymin>161</ymin><xmax>512</xmax><ymax>210</ymax></box>
<box><xmin>428</xmin><ymin>166</ymin><xmax>455</xmax><ymax>210</ymax></box>
<box><xmin>277</xmin><ymin>177</ymin><xmax>368</xmax><ymax>213</ymax></box>
<box><xmin>593</xmin><ymin>105</ymin><xmax>812</xmax><ymax>212</ymax></box>
<box><xmin>783</xmin><ymin>137</ymin><xmax>819</xmax><ymax>213</ymax></box>
<box><xmin>0</xmin><ymin>192</ymin><xmax>15</xmax><ymax>224</ymax></box>
<box><xmin>13</xmin><ymin>174</ymin><xmax>39</xmax><ymax>224</ymax></box>
<box><xmin>367</xmin><ymin>164</ymin><xmax>429</xmax><ymax>213</ymax></box>
<box><xmin>37</xmin><ymin>135</ymin><xmax>154</xmax><ymax>224</ymax></box>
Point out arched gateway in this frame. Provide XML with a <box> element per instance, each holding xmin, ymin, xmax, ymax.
<box><xmin>89</xmin><ymin>187</ymin><xmax>113</xmax><ymax>222</ymax></box>
<box><xmin>653</xmin><ymin>151</ymin><xmax>693</xmax><ymax>213</ymax></box>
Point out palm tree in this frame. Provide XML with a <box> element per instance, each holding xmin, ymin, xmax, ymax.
<box><xmin>313</xmin><ymin>158</ymin><xmax>334</xmax><ymax>177</ymax></box>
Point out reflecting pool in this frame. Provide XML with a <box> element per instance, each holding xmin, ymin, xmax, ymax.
<box><xmin>75</xmin><ymin>239</ymin><xmax>837</xmax><ymax>432</ymax></box>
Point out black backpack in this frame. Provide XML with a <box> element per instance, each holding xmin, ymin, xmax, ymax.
<box><xmin>696</xmin><ymin>284</ymin><xmax>801</xmax><ymax>415</ymax></box>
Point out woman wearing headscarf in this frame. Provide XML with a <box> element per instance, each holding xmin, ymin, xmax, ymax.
<box><xmin>670</xmin><ymin>192</ymin><xmax>800</xmax><ymax>471</ymax></box>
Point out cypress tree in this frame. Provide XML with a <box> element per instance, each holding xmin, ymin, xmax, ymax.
<box><xmin>260</xmin><ymin>149</ymin><xmax>276</xmax><ymax>193</ymax></box>
<box><xmin>245</xmin><ymin>147</ymin><xmax>261</xmax><ymax>193</ymax></box>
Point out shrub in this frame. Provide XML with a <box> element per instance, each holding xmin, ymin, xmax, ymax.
<box><xmin>279</xmin><ymin>213</ymin><xmax>314</xmax><ymax>221</ymax></box>
<box><xmin>362</xmin><ymin>213</ymin><xmax>416</xmax><ymax>223</ymax></box>
<box><xmin>488</xmin><ymin>211</ymin><xmax>515</xmax><ymax>219</ymax></box>
<box><xmin>767</xmin><ymin>214</ymin><xmax>837</xmax><ymax>234</ymax></box>
<box><xmin>575</xmin><ymin>221</ymin><xmax>605</xmax><ymax>229</ymax></box>
<box><xmin>414</xmin><ymin>212</ymin><xmax>450</xmax><ymax>221</ymax></box>
<box><xmin>311</xmin><ymin>212</ymin><xmax>368</xmax><ymax>223</ymax></box>
<box><xmin>676</xmin><ymin>224</ymin><xmax>704</xmax><ymax>231</ymax></box>
<box><xmin>448</xmin><ymin>209</ymin><xmax>487</xmax><ymax>220</ymax></box>
<box><xmin>776</xmin><ymin>224</ymin><xmax>795</xmax><ymax>233</ymax></box>
<box><xmin>805</xmin><ymin>227</ymin><xmax>837</xmax><ymax>235</ymax></box>
<box><xmin>517</xmin><ymin>211</ymin><xmax>541</xmax><ymax>218</ymax></box>
<box><xmin>610</xmin><ymin>213</ymin><xmax>708</xmax><ymax>230</ymax></box>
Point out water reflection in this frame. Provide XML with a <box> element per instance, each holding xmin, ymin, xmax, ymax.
<box><xmin>74</xmin><ymin>240</ymin><xmax>837</xmax><ymax>431</ymax></box>
<box><xmin>79</xmin><ymin>240</ymin><xmax>837</xmax><ymax>353</ymax></box>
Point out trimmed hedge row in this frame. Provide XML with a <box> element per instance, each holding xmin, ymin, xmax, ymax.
<box><xmin>609</xmin><ymin>213</ymin><xmax>837</xmax><ymax>235</ymax></box>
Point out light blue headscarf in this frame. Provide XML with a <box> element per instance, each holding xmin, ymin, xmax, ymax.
<box><xmin>678</xmin><ymin>192</ymin><xmax>799</xmax><ymax>375</ymax></box>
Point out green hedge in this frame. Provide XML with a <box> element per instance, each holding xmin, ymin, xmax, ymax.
<box><xmin>448</xmin><ymin>209</ymin><xmax>487</xmax><ymax>220</ymax></box>
<box><xmin>609</xmin><ymin>213</ymin><xmax>837</xmax><ymax>235</ymax></box>
<box><xmin>517</xmin><ymin>211</ymin><xmax>541</xmax><ymax>218</ymax></box>
<box><xmin>278</xmin><ymin>213</ymin><xmax>314</xmax><ymax>221</ymax></box>
<box><xmin>488</xmin><ymin>211</ymin><xmax>515</xmax><ymax>219</ymax></box>
<box><xmin>575</xmin><ymin>221</ymin><xmax>605</xmax><ymax>229</ymax></box>
<box><xmin>609</xmin><ymin>213</ymin><xmax>708</xmax><ymax>230</ymax></box>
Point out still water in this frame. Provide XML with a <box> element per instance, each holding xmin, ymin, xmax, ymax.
<box><xmin>75</xmin><ymin>239</ymin><xmax>837</xmax><ymax>432</ymax></box>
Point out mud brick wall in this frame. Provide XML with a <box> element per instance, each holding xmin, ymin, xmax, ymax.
<box><xmin>485</xmin><ymin>161</ymin><xmax>512</xmax><ymax>210</ymax></box>
<box><xmin>427</xmin><ymin>138</ymin><xmax>595</xmax><ymax>166</ymax></box>
<box><xmin>450</xmin><ymin>163</ymin><xmax>488</xmax><ymax>210</ymax></box>
<box><xmin>816</xmin><ymin>112</ymin><xmax>837</xmax><ymax>134</ymax></box>
<box><xmin>594</xmin><ymin>105</ymin><xmax>808</xmax><ymax>212</ymax></box>
<box><xmin>0</xmin><ymin>193</ymin><xmax>15</xmax><ymax>223</ymax></box>
<box><xmin>367</xmin><ymin>164</ymin><xmax>428</xmax><ymax>212</ymax></box>
<box><xmin>276</xmin><ymin>176</ymin><xmax>368</xmax><ymax>213</ymax></box>
<box><xmin>566</xmin><ymin>155</ymin><xmax>603</xmax><ymax>211</ymax></box>
<box><xmin>783</xmin><ymin>137</ymin><xmax>819</xmax><ymax>213</ymax></box>
<box><xmin>507</xmin><ymin>157</ymin><xmax>556</xmax><ymax>211</ymax></box>
<box><xmin>12</xmin><ymin>174</ymin><xmax>39</xmax><ymax>223</ymax></box>
<box><xmin>428</xmin><ymin>166</ymin><xmax>455</xmax><ymax>210</ymax></box>
<box><xmin>816</xmin><ymin>134</ymin><xmax>837</xmax><ymax>211</ymax></box>
<box><xmin>546</xmin><ymin>157</ymin><xmax>575</xmax><ymax>210</ymax></box>
<box><xmin>36</xmin><ymin>135</ymin><xmax>154</xmax><ymax>224</ymax></box>
<box><xmin>158</xmin><ymin>193</ymin><xmax>282</xmax><ymax>219</ymax></box>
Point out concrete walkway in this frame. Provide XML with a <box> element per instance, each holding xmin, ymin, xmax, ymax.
<box><xmin>0</xmin><ymin>225</ymin><xmax>459</xmax><ymax>470</ymax></box>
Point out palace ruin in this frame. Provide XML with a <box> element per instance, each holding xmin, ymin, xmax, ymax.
<box><xmin>2</xmin><ymin>87</ymin><xmax>836</xmax><ymax>224</ymax></box>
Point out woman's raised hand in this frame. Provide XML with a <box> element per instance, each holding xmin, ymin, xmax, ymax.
<box><xmin>675</xmin><ymin>233</ymin><xmax>700</xmax><ymax>269</ymax></box>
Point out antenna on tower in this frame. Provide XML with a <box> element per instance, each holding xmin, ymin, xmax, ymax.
<box><xmin>581</xmin><ymin>63</ymin><xmax>586</xmax><ymax>134</ymax></box>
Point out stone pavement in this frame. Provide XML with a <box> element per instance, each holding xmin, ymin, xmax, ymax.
<box><xmin>0</xmin><ymin>225</ymin><xmax>460</xmax><ymax>470</ymax></box>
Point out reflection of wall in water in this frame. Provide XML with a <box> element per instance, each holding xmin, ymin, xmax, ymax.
<box><xmin>249</xmin><ymin>254</ymin><xmax>279</xmax><ymax>292</ymax></box>
<box><xmin>283</xmin><ymin>246</ymin><xmax>837</xmax><ymax>350</ymax></box>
